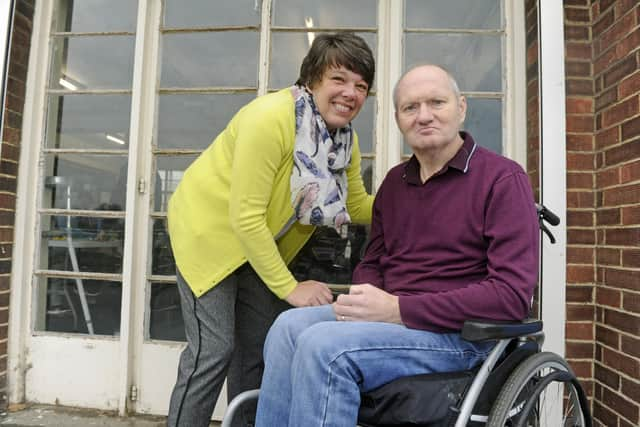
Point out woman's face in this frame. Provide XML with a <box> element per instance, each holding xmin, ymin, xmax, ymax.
<box><xmin>308</xmin><ymin>66</ymin><xmax>369</xmax><ymax>131</ymax></box>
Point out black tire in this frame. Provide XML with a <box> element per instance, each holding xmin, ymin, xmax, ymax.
<box><xmin>487</xmin><ymin>352</ymin><xmax>590</xmax><ymax>427</ymax></box>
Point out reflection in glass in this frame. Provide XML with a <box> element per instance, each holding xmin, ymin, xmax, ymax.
<box><xmin>149</xmin><ymin>283</ymin><xmax>185</xmax><ymax>341</ymax></box>
<box><xmin>269</xmin><ymin>32</ymin><xmax>377</xmax><ymax>90</ymax></box>
<box><xmin>52</xmin><ymin>0</ymin><xmax>138</xmax><ymax>33</ymax></box>
<box><xmin>45</xmin><ymin>94</ymin><xmax>131</xmax><ymax>149</ymax></box>
<box><xmin>151</xmin><ymin>218</ymin><xmax>175</xmax><ymax>276</ymax></box>
<box><xmin>156</xmin><ymin>93</ymin><xmax>255</xmax><ymax>150</ymax></box>
<box><xmin>272</xmin><ymin>0</ymin><xmax>377</xmax><ymax>28</ymax></box>
<box><xmin>405</xmin><ymin>0</ymin><xmax>501</xmax><ymax>30</ymax></box>
<box><xmin>360</xmin><ymin>157</ymin><xmax>374</xmax><ymax>194</ymax></box>
<box><xmin>154</xmin><ymin>155</ymin><xmax>198</xmax><ymax>213</ymax></box>
<box><xmin>40</xmin><ymin>214</ymin><xmax>124</xmax><ymax>273</ymax></box>
<box><xmin>50</xmin><ymin>36</ymin><xmax>135</xmax><ymax>90</ymax></box>
<box><xmin>464</xmin><ymin>98</ymin><xmax>503</xmax><ymax>154</ymax></box>
<box><xmin>352</xmin><ymin>96</ymin><xmax>375</xmax><ymax>155</ymax></box>
<box><xmin>163</xmin><ymin>0</ymin><xmax>261</xmax><ymax>28</ymax></box>
<box><xmin>36</xmin><ymin>277</ymin><xmax>122</xmax><ymax>336</ymax></box>
<box><xmin>42</xmin><ymin>154</ymin><xmax>128</xmax><ymax>211</ymax></box>
<box><xmin>160</xmin><ymin>32</ymin><xmax>259</xmax><ymax>88</ymax></box>
<box><xmin>404</xmin><ymin>34</ymin><xmax>502</xmax><ymax>92</ymax></box>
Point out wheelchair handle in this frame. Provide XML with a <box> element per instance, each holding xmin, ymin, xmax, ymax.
<box><xmin>535</xmin><ymin>203</ymin><xmax>559</xmax><ymax>244</ymax></box>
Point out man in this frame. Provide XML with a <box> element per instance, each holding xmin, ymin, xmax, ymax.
<box><xmin>254</xmin><ymin>64</ymin><xmax>540</xmax><ymax>427</ymax></box>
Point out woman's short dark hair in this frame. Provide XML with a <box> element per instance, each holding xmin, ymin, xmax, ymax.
<box><xmin>296</xmin><ymin>32</ymin><xmax>375</xmax><ymax>93</ymax></box>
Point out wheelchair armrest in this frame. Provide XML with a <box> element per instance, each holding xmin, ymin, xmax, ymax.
<box><xmin>461</xmin><ymin>319</ymin><xmax>543</xmax><ymax>342</ymax></box>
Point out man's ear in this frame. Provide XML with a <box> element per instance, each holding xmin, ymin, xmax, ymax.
<box><xmin>458</xmin><ymin>96</ymin><xmax>467</xmax><ymax>125</ymax></box>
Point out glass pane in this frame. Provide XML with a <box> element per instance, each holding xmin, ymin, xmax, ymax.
<box><xmin>50</xmin><ymin>36</ymin><xmax>135</xmax><ymax>90</ymax></box>
<box><xmin>52</xmin><ymin>0</ymin><xmax>138</xmax><ymax>33</ymax></box>
<box><xmin>154</xmin><ymin>155</ymin><xmax>198</xmax><ymax>213</ymax></box>
<box><xmin>160</xmin><ymin>32</ymin><xmax>259</xmax><ymax>88</ymax></box>
<box><xmin>43</xmin><ymin>154</ymin><xmax>128</xmax><ymax>211</ymax></box>
<box><xmin>36</xmin><ymin>277</ymin><xmax>122</xmax><ymax>336</ymax></box>
<box><xmin>289</xmin><ymin>224</ymin><xmax>370</xmax><ymax>285</ymax></box>
<box><xmin>151</xmin><ymin>218</ymin><xmax>175</xmax><ymax>275</ymax></box>
<box><xmin>40</xmin><ymin>214</ymin><xmax>124</xmax><ymax>273</ymax></box>
<box><xmin>163</xmin><ymin>0</ymin><xmax>261</xmax><ymax>28</ymax></box>
<box><xmin>404</xmin><ymin>34</ymin><xmax>502</xmax><ymax>92</ymax></box>
<box><xmin>405</xmin><ymin>0</ymin><xmax>501</xmax><ymax>30</ymax></box>
<box><xmin>272</xmin><ymin>0</ymin><xmax>377</xmax><ymax>27</ymax></box>
<box><xmin>156</xmin><ymin>93</ymin><xmax>255</xmax><ymax>150</ymax></box>
<box><xmin>45</xmin><ymin>94</ymin><xmax>131</xmax><ymax>149</ymax></box>
<box><xmin>149</xmin><ymin>283</ymin><xmax>185</xmax><ymax>341</ymax></box>
<box><xmin>352</xmin><ymin>96</ymin><xmax>375</xmax><ymax>155</ymax></box>
<box><xmin>269</xmin><ymin>32</ymin><xmax>377</xmax><ymax>90</ymax></box>
<box><xmin>464</xmin><ymin>98</ymin><xmax>503</xmax><ymax>154</ymax></box>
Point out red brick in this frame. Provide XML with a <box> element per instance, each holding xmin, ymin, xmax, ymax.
<box><xmin>567</xmin><ymin>114</ymin><xmax>596</xmax><ymax>132</ymax></box>
<box><xmin>604</xmin><ymin>139</ymin><xmax>640</xmax><ymax>166</ymax></box>
<box><xmin>622</xmin><ymin>115</ymin><xmax>640</xmax><ymax>141</ymax></box>
<box><xmin>593</xmin><ymin>8</ymin><xmax>615</xmax><ymax>37</ymax></box>
<box><xmin>593</xmin><ymin>401</ymin><xmax>618</xmax><ymax>426</ymax></box>
<box><xmin>595</xmin><ymin>86</ymin><xmax>618</xmax><ymax>110</ymax></box>
<box><xmin>616</xmin><ymin>27</ymin><xmax>640</xmax><ymax>62</ymax></box>
<box><xmin>567</xmin><ymin>340</ymin><xmax>595</xmax><ymax>359</ymax></box>
<box><xmin>568</xmin><ymin>171</ymin><xmax>594</xmax><ymax>189</ymax></box>
<box><xmin>601</xmin><ymin>96</ymin><xmax>639</xmax><ymax>128</ymax></box>
<box><xmin>596</xmin><ymin>324</ymin><xmax>620</xmax><ymax>348</ymax></box>
<box><xmin>568</xmin><ymin>265</ymin><xmax>596</xmax><ymax>283</ymax></box>
<box><xmin>567</xmin><ymin>78</ymin><xmax>595</xmax><ymax>96</ymax></box>
<box><xmin>595</xmin><ymin>127</ymin><xmax>620</xmax><ymax>149</ymax></box>
<box><xmin>566</xmin><ymin>41</ymin><xmax>593</xmax><ymax>61</ymax></box>
<box><xmin>622</xmin><ymin>206</ymin><xmax>640</xmax><ymax>224</ymax></box>
<box><xmin>622</xmin><ymin>248</ymin><xmax>640</xmax><ymax>268</ymax></box>
<box><xmin>567</xmin><ymin>97</ymin><xmax>594</xmax><ymax>114</ymax></box>
<box><xmin>568</xmin><ymin>210</ymin><xmax>594</xmax><ymax>227</ymax></box>
<box><xmin>604</xmin><ymin>56</ymin><xmax>639</xmax><ymax>90</ymax></box>
<box><xmin>568</xmin><ymin>152</ymin><xmax>596</xmax><ymax>170</ymax></box>
<box><xmin>621</xmin><ymin>378</ymin><xmax>640</xmax><ymax>406</ymax></box>
<box><xmin>567</xmin><ymin>133</ymin><xmax>594</xmax><ymax>150</ymax></box>
<box><xmin>565</xmin><ymin>24</ymin><xmax>590</xmax><ymax>41</ymax></box>
<box><xmin>621</xmin><ymin>160</ymin><xmax>640</xmax><ymax>183</ymax></box>
<box><xmin>605</xmin><ymin>227</ymin><xmax>640</xmax><ymax>245</ymax></box>
<box><xmin>568</xmin><ymin>228</ymin><xmax>596</xmax><ymax>244</ymax></box>
<box><xmin>596</xmin><ymin>247</ymin><xmax>621</xmax><ymax>265</ymax></box>
<box><xmin>595</xmin><ymin>362</ymin><xmax>620</xmax><ymax>389</ymax></box>
<box><xmin>603</xmin><ymin>184</ymin><xmax>640</xmax><ymax>206</ymax></box>
<box><xmin>604</xmin><ymin>308</ymin><xmax>640</xmax><ymax>335</ymax></box>
<box><xmin>569</xmin><ymin>359</ymin><xmax>593</xmax><ymax>378</ymax></box>
<box><xmin>599</xmin><ymin>10</ymin><xmax>637</xmax><ymax>51</ymax></box>
<box><xmin>568</xmin><ymin>303</ymin><xmax>595</xmax><ymax>321</ymax></box>
<box><xmin>566</xmin><ymin>60</ymin><xmax>592</xmax><ymax>78</ymax></box>
<box><xmin>565</xmin><ymin>7</ymin><xmax>591</xmax><ymax>23</ymax></box>
<box><xmin>605</xmin><ymin>268</ymin><xmax>640</xmax><ymax>291</ymax></box>
<box><xmin>568</xmin><ymin>245</ymin><xmax>595</xmax><ymax>264</ymax></box>
<box><xmin>596</xmin><ymin>168</ymin><xmax>619</xmax><ymax>188</ymax></box>
<box><xmin>594</xmin><ymin>46</ymin><xmax>620</xmax><ymax>75</ymax></box>
<box><xmin>567</xmin><ymin>321</ymin><xmax>594</xmax><ymax>340</ymax></box>
<box><xmin>621</xmin><ymin>334</ymin><xmax>640</xmax><ymax>358</ymax></box>
<box><xmin>596</xmin><ymin>286</ymin><xmax>622</xmax><ymax>308</ymax></box>
<box><xmin>622</xmin><ymin>291</ymin><xmax>640</xmax><ymax>313</ymax></box>
<box><xmin>567</xmin><ymin>285</ymin><xmax>594</xmax><ymax>303</ymax></box>
<box><xmin>618</xmin><ymin>70</ymin><xmax>640</xmax><ymax>100</ymax></box>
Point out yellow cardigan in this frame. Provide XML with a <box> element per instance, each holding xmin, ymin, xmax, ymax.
<box><xmin>167</xmin><ymin>88</ymin><xmax>373</xmax><ymax>299</ymax></box>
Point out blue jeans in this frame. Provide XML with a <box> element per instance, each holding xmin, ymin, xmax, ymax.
<box><xmin>255</xmin><ymin>305</ymin><xmax>494</xmax><ymax>427</ymax></box>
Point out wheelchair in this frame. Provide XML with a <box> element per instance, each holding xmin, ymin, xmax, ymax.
<box><xmin>221</xmin><ymin>205</ymin><xmax>592</xmax><ymax>427</ymax></box>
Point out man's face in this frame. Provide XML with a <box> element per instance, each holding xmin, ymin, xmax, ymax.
<box><xmin>308</xmin><ymin>65</ymin><xmax>369</xmax><ymax>131</ymax></box>
<box><xmin>394</xmin><ymin>66</ymin><xmax>466</xmax><ymax>153</ymax></box>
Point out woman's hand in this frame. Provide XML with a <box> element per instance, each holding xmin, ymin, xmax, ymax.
<box><xmin>285</xmin><ymin>280</ymin><xmax>333</xmax><ymax>307</ymax></box>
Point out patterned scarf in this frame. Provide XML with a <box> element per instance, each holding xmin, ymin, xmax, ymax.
<box><xmin>290</xmin><ymin>85</ymin><xmax>352</xmax><ymax>231</ymax></box>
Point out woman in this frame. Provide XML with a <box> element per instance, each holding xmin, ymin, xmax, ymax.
<box><xmin>166</xmin><ymin>32</ymin><xmax>375</xmax><ymax>427</ymax></box>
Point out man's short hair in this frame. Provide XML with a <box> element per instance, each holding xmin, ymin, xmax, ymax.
<box><xmin>392</xmin><ymin>64</ymin><xmax>461</xmax><ymax>110</ymax></box>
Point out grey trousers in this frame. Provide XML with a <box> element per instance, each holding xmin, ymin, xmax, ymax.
<box><xmin>167</xmin><ymin>264</ymin><xmax>291</xmax><ymax>427</ymax></box>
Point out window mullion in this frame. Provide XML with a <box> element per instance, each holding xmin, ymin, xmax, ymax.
<box><xmin>257</xmin><ymin>0</ymin><xmax>272</xmax><ymax>96</ymax></box>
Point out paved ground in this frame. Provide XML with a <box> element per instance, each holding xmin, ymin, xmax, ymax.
<box><xmin>0</xmin><ymin>405</ymin><xmax>221</xmax><ymax>426</ymax></box>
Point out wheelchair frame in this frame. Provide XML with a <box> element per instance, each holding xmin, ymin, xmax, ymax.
<box><xmin>221</xmin><ymin>205</ymin><xmax>592</xmax><ymax>426</ymax></box>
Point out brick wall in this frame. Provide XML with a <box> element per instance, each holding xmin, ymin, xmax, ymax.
<box><xmin>0</xmin><ymin>0</ymin><xmax>34</xmax><ymax>410</ymax></box>
<box><xmin>565</xmin><ymin>0</ymin><xmax>640</xmax><ymax>426</ymax></box>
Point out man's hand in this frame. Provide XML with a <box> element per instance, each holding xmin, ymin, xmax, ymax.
<box><xmin>333</xmin><ymin>284</ymin><xmax>402</xmax><ymax>324</ymax></box>
<box><xmin>285</xmin><ymin>280</ymin><xmax>333</xmax><ymax>307</ymax></box>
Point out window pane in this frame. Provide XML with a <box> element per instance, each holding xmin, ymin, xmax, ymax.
<box><xmin>52</xmin><ymin>0</ymin><xmax>138</xmax><ymax>33</ymax></box>
<box><xmin>404</xmin><ymin>34</ymin><xmax>502</xmax><ymax>92</ymax></box>
<box><xmin>160</xmin><ymin>32</ymin><xmax>259</xmax><ymax>88</ymax></box>
<box><xmin>405</xmin><ymin>0</ymin><xmax>501</xmax><ymax>30</ymax></box>
<box><xmin>352</xmin><ymin>96</ymin><xmax>375</xmax><ymax>155</ymax></box>
<box><xmin>45</xmin><ymin>94</ymin><xmax>131</xmax><ymax>149</ymax></box>
<box><xmin>156</xmin><ymin>93</ymin><xmax>255</xmax><ymax>150</ymax></box>
<box><xmin>43</xmin><ymin>154</ymin><xmax>128</xmax><ymax>211</ymax></box>
<box><xmin>360</xmin><ymin>157</ymin><xmax>374</xmax><ymax>194</ymax></box>
<box><xmin>50</xmin><ymin>36</ymin><xmax>135</xmax><ymax>90</ymax></box>
<box><xmin>269</xmin><ymin>32</ymin><xmax>376</xmax><ymax>90</ymax></box>
<box><xmin>464</xmin><ymin>98</ymin><xmax>503</xmax><ymax>154</ymax></box>
<box><xmin>149</xmin><ymin>283</ymin><xmax>185</xmax><ymax>341</ymax></box>
<box><xmin>36</xmin><ymin>277</ymin><xmax>122</xmax><ymax>336</ymax></box>
<box><xmin>151</xmin><ymin>218</ymin><xmax>174</xmax><ymax>276</ymax></box>
<box><xmin>40</xmin><ymin>214</ymin><xmax>124</xmax><ymax>273</ymax></box>
<box><xmin>154</xmin><ymin>155</ymin><xmax>198</xmax><ymax>213</ymax></box>
<box><xmin>272</xmin><ymin>0</ymin><xmax>377</xmax><ymax>27</ymax></box>
<box><xmin>163</xmin><ymin>0</ymin><xmax>261</xmax><ymax>28</ymax></box>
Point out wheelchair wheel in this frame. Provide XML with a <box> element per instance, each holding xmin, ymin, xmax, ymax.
<box><xmin>487</xmin><ymin>352</ymin><xmax>590</xmax><ymax>427</ymax></box>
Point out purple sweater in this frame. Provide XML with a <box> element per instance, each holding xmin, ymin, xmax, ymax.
<box><xmin>352</xmin><ymin>133</ymin><xmax>540</xmax><ymax>332</ymax></box>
